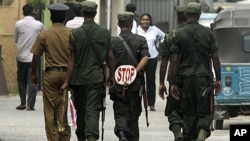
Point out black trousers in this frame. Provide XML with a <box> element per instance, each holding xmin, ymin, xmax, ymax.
<box><xmin>144</xmin><ymin>58</ymin><xmax>157</xmax><ymax>106</ymax></box>
<box><xmin>113</xmin><ymin>90</ymin><xmax>142</xmax><ymax>141</ymax></box>
<box><xmin>17</xmin><ymin>61</ymin><xmax>37</xmax><ymax>107</ymax></box>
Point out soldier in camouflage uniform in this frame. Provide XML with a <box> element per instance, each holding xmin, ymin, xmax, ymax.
<box><xmin>170</xmin><ymin>2</ymin><xmax>222</xmax><ymax>141</ymax></box>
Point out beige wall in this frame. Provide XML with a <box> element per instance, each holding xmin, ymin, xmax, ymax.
<box><xmin>0</xmin><ymin>0</ymin><xmax>26</xmax><ymax>92</ymax></box>
<box><xmin>110</xmin><ymin>0</ymin><xmax>125</xmax><ymax>36</ymax></box>
<box><xmin>0</xmin><ymin>0</ymin><xmax>102</xmax><ymax>93</ymax></box>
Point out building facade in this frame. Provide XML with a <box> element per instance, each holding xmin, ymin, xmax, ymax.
<box><xmin>0</xmin><ymin>0</ymin><xmax>196</xmax><ymax>93</ymax></box>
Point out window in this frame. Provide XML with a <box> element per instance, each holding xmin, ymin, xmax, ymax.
<box><xmin>243</xmin><ymin>34</ymin><xmax>250</xmax><ymax>52</ymax></box>
<box><xmin>0</xmin><ymin>0</ymin><xmax>13</xmax><ymax>6</ymax></box>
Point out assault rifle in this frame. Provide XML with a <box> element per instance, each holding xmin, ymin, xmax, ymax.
<box><xmin>101</xmin><ymin>63</ymin><xmax>107</xmax><ymax>141</ymax></box>
<box><xmin>141</xmin><ymin>76</ymin><xmax>149</xmax><ymax>127</ymax></box>
<box><xmin>208</xmin><ymin>58</ymin><xmax>215</xmax><ymax>131</ymax></box>
<box><xmin>142</xmin><ymin>87</ymin><xmax>150</xmax><ymax>127</ymax></box>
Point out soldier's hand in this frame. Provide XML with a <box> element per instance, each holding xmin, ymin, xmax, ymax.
<box><xmin>31</xmin><ymin>74</ymin><xmax>39</xmax><ymax>86</ymax></box>
<box><xmin>107</xmin><ymin>76</ymin><xmax>115</xmax><ymax>88</ymax></box>
<box><xmin>159</xmin><ymin>84</ymin><xmax>167</xmax><ymax>100</ymax></box>
<box><xmin>214</xmin><ymin>80</ymin><xmax>222</xmax><ymax>96</ymax></box>
<box><xmin>60</xmin><ymin>82</ymin><xmax>69</xmax><ymax>94</ymax></box>
<box><xmin>171</xmin><ymin>85</ymin><xmax>180</xmax><ymax>100</ymax></box>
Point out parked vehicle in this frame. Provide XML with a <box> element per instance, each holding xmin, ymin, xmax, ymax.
<box><xmin>213</xmin><ymin>7</ymin><xmax>250</xmax><ymax>129</ymax></box>
<box><xmin>198</xmin><ymin>12</ymin><xmax>217</xmax><ymax>28</ymax></box>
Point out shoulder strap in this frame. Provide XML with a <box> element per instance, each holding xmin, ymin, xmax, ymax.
<box><xmin>183</xmin><ymin>29</ymin><xmax>209</xmax><ymax>70</ymax></box>
<box><xmin>81</xmin><ymin>26</ymin><xmax>102</xmax><ymax>67</ymax></box>
<box><xmin>117</xmin><ymin>36</ymin><xmax>138</xmax><ymax>66</ymax></box>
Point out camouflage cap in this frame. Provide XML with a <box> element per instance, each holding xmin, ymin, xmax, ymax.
<box><xmin>176</xmin><ymin>5</ymin><xmax>186</xmax><ymax>12</ymax></box>
<box><xmin>117</xmin><ymin>12</ymin><xmax>134</xmax><ymax>25</ymax></box>
<box><xmin>184</xmin><ymin>2</ymin><xmax>201</xmax><ymax>13</ymax></box>
<box><xmin>81</xmin><ymin>1</ymin><xmax>97</xmax><ymax>12</ymax></box>
<box><xmin>48</xmin><ymin>3</ymin><xmax>69</xmax><ymax>12</ymax></box>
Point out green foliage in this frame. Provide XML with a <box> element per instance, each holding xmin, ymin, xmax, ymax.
<box><xmin>27</xmin><ymin>0</ymin><xmax>46</xmax><ymax>6</ymax></box>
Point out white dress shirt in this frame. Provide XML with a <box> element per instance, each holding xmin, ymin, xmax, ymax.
<box><xmin>66</xmin><ymin>17</ymin><xmax>84</xmax><ymax>29</ymax></box>
<box><xmin>137</xmin><ymin>25</ymin><xmax>165</xmax><ymax>59</ymax></box>
<box><xmin>14</xmin><ymin>16</ymin><xmax>44</xmax><ymax>62</ymax></box>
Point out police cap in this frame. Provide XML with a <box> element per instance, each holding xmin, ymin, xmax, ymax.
<box><xmin>48</xmin><ymin>3</ymin><xmax>69</xmax><ymax>12</ymax></box>
<box><xmin>81</xmin><ymin>1</ymin><xmax>97</xmax><ymax>12</ymax></box>
<box><xmin>184</xmin><ymin>2</ymin><xmax>201</xmax><ymax>14</ymax></box>
<box><xmin>117</xmin><ymin>12</ymin><xmax>134</xmax><ymax>26</ymax></box>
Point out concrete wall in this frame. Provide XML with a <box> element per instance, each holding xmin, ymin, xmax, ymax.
<box><xmin>0</xmin><ymin>0</ymin><xmax>26</xmax><ymax>93</ymax></box>
<box><xmin>110</xmin><ymin>0</ymin><xmax>128</xmax><ymax>36</ymax></box>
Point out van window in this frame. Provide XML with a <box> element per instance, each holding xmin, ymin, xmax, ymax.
<box><xmin>243</xmin><ymin>34</ymin><xmax>250</xmax><ymax>52</ymax></box>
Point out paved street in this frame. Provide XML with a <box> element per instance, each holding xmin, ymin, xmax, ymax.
<box><xmin>0</xmin><ymin>61</ymin><xmax>249</xmax><ymax>141</ymax></box>
<box><xmin>1</xmin><ymin>91</ymin><xmax>246</xmax><ymax>141</ymax></box>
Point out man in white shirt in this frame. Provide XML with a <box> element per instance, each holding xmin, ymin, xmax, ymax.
<box><xmin>66</xmin><ymin>3</ymin><xmax>84</xmax><ymax>29</ymax></box>
<box><xmin>14</xmin><ymin>4</ymin><xmax>44</xmax><ymax>110</ymax></box>
<box><xmin>117</xmin><ymin>3</ymin><xmax>138</xmax><ymax>35</ymax></box>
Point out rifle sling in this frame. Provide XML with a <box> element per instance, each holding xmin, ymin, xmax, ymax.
<box><xmin>117</xmin><ymin>36</ymin><xmax>138</xmax><ymax>66</ymax></box>
<box><xmin>183</xmin><ymin>29</ymin><xmax>209</xmax><ymax>71</ymax></box>
<box><xmin>81</xmin><ymin>26</ymin><xmax>102</xmax><ymax>67</ymax></box>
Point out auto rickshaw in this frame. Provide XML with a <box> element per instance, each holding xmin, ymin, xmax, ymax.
<box><xmin>213</xmin><ymin>7</ymin><xmax>250</xmax><ymax>129</ymax></box>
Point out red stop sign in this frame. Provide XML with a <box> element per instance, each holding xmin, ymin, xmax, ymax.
<box><xmin>115</xmin><ymin>65</ymin><xmax>137</xmax><ymax>85</ymax></box>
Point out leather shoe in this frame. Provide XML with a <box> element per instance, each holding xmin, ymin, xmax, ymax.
<box><xmin>120</xmin><ymin>137</ymin><xmax>128</xmax><ymax>141</ymax></box>
<box><xmin>118</xmin><ymin>131</ymin><xmax>128</xmax><ymax>141</ymax></box>
<box><xmin>150</xmin><ymin>106</ymin><xmax>156</xmax><ymax>111</ymax></box>
<box><xmin>26</xmin><ymin>107</ymin><xmax>35</xmax><ymax>111</ymax></box>
<box><xmin>175</xmin><ymin>135</ymin><xmax>183</xmax><ymax>141</ymax></box>
<box><xmin>16</xmin><ymin>105</ymin><xmax>26</xmax><ymax>110</ymax></box>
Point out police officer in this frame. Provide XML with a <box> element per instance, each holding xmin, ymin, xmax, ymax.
<box><xmin>110</xmin><ymin>12</ymin><xmax>149</xmax><ymax>141</ymax></box>
<box><xmin>60</xmin><ymin>1</ymin><xmax>115</xmax><ymax>141</ymax></box>
<box><xmin>31</xmin><ymin>3</ymin><xmax>71</xmax><ymax>141</ymax></box>
<box><xmin>170</xmin><ymin>2</ymin><xmax>222</xmax><ymax>141</ymax></box>
<box><xmin>159</xmin><ymin>5</ymin><xmax>187</xmax><ymax>141</ymax></box>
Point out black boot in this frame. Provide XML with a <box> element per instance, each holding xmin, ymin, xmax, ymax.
<box><xmin>87</xmin><ymin>136</ymin><xmax>96</xmax><ymax>141</ymax></box>
<box><xmin>196</xmin><ymin>129</ymin><xmax>209</xmax><ymax>141</ymax></box>
<box><xmin>118</xmin><ymin>130</ymin><xmax>128</xmax><ymax>141</ymax></box>
<box><xmin>172</xmin><ymin>124</ymin><xmax>183</xmax><ymax>141</ymax></box>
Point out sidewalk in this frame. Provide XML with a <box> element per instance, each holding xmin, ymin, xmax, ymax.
<box><xmin>0</xmin><ymin>91</ymin><xmax>170</xmax><ymax>141</ymax></box>
<box><xmin>0</xmin><ymin>91</ymin><xmax>230</xmax><ymax>141</ymax></box>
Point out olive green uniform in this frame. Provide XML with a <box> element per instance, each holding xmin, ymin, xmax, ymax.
<box><xmin>160</xmin><ymin>28</ymin><xmax>183</xmax><ymax>131</ymax></box>
<box><xmin>69</xmin><ymin>20</ymin><xmax>112</xmax><ymax>140</ymax></box>
<box><xmin>171</xmin><ymin>22</ymin><xmax>218</xmax><ymax>140</ymax></box>
<box><xmin>31</xmin><ymin>23</ymin><xmax>71</xmax><ymax>141</ymax></box>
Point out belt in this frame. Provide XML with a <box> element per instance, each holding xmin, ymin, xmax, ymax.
<box><xmin>45</xmin><ymin>67</ymin><xmax>67</xmax><ymax>72</ymax></box>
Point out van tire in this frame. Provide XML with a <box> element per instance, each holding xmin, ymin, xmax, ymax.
<box><xmin>214</xmin><ymin>120</ymin><xmax>223</xmax><ymax>129</ymax></box>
